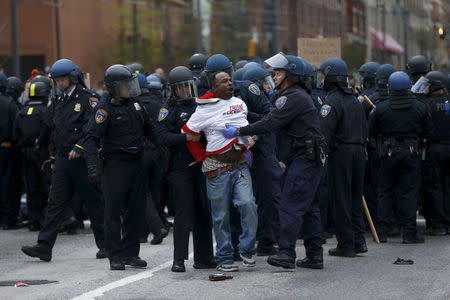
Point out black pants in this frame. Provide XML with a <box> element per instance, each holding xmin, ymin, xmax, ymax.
<box><xmin>422</xmin><ymin>144</ymin><xmax>450</xmax><ymax>228</ymax></box>
<box><xmin>38</xmin><ymin>156</ymin><xmax>104</xmax><ymax>249</ymax></box>
<box><xmin>0</xmin><ymin>147</ymin><xmax>21</xmax><ymax>226</ymax></box>
<box><xmin>251</xmin><ymin>153</ymin><xmax>281</xmax><ymax>252</ymax></box>
<box><xmin>363</xmin><ymin>147</ymin><xmax>380</xmax><ymax>227</ymax></box>
<box><xmin>23</xmin><ymin>148</ymin><xmax>48</xmax><ymax>226</ymax></box>
<box><xmin>141</xmin><ymin>149</ymin><xmax>164</xmax><ymax>238</ymax></box>
<box><xmin>328</xmin><ymin>145</ymin><xmax>366</xmax><ymax>251</ymax></box>
<box><xmin>102</xmin><ymin>158</ymin><xmax>146</xmax><ymax>261</ymax></box>
<box><xmin>317</xmin><ymin>166</ymin><xmax>333</xmax><ymax>232</ymax></box>
<box><xmin>167</xmin><ymin>166</ymin><xmax>214</xmax><ymax>263</ymax></box>
<box><xmin>377</xmin><ymin>151</ymin><xmax>420</xmax><ymax>238</ymax></box>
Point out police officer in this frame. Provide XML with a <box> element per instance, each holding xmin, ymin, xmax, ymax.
<box><xmin>13</xmin><ymin>80</ymin><xmax>51</xmax><ymax>231</ymax></box>
<box><xmin>127</xmin><ymin>62</ymin><xmax>146</xmax><ymax>75</ymax></box>
<box><xmin>358</xmin><ymin>62</ymin><xmax>380</xmax><ymax>98</ymax></box>
<box><xmin>406</xmin><ymin>55</ymin><xmax>432</xmax><ymax>84</ymax></box>
<box><xmin>156</xmin><ymin>66</ymin><xmax>215</xmax><ymax>272</ymax></box>
<box><xmin>234</xmin><ymin>60</ymin><xmax>249</xmax><ymax>70</ymax></box>
<box><xmin>363</xmin><ymin>64</ymin><xmax>397</xmax><ymax>234</ymax></box>
<box><xmin>223</xmin><ymin>53</ymin><xmax>326</xmax><ymax>269</ymax></box>
<box><xmin>369</xmin><ymin>71</ymin><xmax>432</xmax><ymax>243</ymax></box>
<box><xmin>21</xmin><ymin>59</ymin><xmax>105</xmax><ymax>261</ymax></box>
<box><xmin>6</xmin><ymin>76</ymin><xmax>25</xmax><ymax>109</ymax></box>
<box><xmin>86</xmin><ymin>64</ymin><xmax>152</xmax><ymax>270</ymax></box>
<box><xmin>241</xmin><ymin>65</ymin><xmax>281</xmax><ymax>256</ymax></box>
<box><xmin>135</xmin><ymin>73</ymin><xmax>169</xmax><ymax>245</ymax></box>
<box><xmin>0</xmin><ymin>72</ymin><xmax>20</xmax><ymax>229</ymax></box>
<box><xmin>188</xmin><ymin>53</ymin><xmax>209</xmax><ymax>98</ymax></box>
<box><xmin>319</xmin><ymin>58</ymin><xmax>368</xmax><ymax>257</ymax></box>
<box><xmin>421</xmin><ymin>71</ymin><xmax>450</xmax><ymax>235</ymax></box>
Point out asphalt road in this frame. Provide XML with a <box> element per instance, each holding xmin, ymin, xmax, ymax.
<box><xmin>0</xmin><ymin>221</ymin><xmax>449</xmax><ymax>300</ymax></box>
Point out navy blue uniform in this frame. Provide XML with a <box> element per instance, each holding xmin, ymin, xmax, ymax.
<box><xmin>36</xmin><ymin>84</ymin><xmax>104</xmax><ymax>250</ymax></box>
<box><xmin>320</xmin><ymin>87</ymin><xmax>368</xmax><ymax>253</ymax></box>
<box><xmin>156</xmin><ymin>98</ymin><xmax>214</xmax><ymax>265</ymax></box>
<box><xmin>369</xmin><ymin>91</ymin><xmax>432</xmax><ymax>240</ymax></box>
<box><xmin>421</xmin><ymin>93</ymin><xmax>450</xmax><ymax>231</ymax></box>
<box><xmin>0</xmin><ymin>94</ymin><xmax>19</xmax><ymax>227</ymax></box>
<box><xmin>86</xmin><ymin>97</ymin><xmax>155</xmax><ymax>261</ymax></box>
<box><xmin>13</xmin><ymin>98</ymin><xmax>49</xmax><ymax>229</ymax></box>
<box><xmin>239</xmin><ymin>85</ymin><xmax>324</xmax><ymax>260</ymax></box>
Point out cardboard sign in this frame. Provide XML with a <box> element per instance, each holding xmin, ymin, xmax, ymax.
<box><xmin>297</xmin><ymin>38</ymin><xmax>341</xmax><ymax>67</ymax></box>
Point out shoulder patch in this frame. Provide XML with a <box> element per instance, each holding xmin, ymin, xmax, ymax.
<box><xmin>275</xmin><ymin>96</ymin><xmax>287</xmax><ymax>109</ymax></box>
<box><xmin>134</xmin><ymin>102</ymin><xmax>141</xmax><ymax>111</ymax></box>
<box><xmin>89</xmin><ymin>97</ymin><xmax>99</xmax><ymax>108</ymax></box>
<box><xmin>158</xmin><ymin>108</ymin><xmax>169</xmax><ymax>121</ymax></box>
<box><xmin>320</xmin><ymin>104</ymin><xmax>332</xmax><ymax>117</ymax></box>
<box><xmin>357</xmin><ymin>96</ymin><xmax>365</xmax><ymax>103</ymax></box>
<box><xmin>95</xmin><ymin>109</ymin><xmax>108</xmax><ymax>124</ymax></box>
<box><xmin>248</xmin><ymin>83</ymin><xmax>261</xmax><ymax>96</ymax></box>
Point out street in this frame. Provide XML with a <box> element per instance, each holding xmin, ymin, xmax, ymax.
<box><xmin>1</xmin><ymin>220</ymin><xmax>449</xmax><ymax>300</ymax></box>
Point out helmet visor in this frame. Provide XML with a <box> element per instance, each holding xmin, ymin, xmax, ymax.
<box><xmin>171</xmin><ymin>79</ymin><xmax>197</xmax><ymax>100</ymax></box>
<box><xmin>115</xmin><ymin>75</ymin><xmax>141</xmax><ymax>98</ymax></box>
<box><xmin>316</xmin><ymin>66</ymin><xmax>331</xmax><ymax>89</ymax></box>
<box><xmin>411</xmin><ymin>76</ymin><xmax>430</xmax><ymax>94</ymax></box>
<box><xmin>263</xmin><ymin>75</ymin><xmax>276</xmax><ymax>91</ymax></box>
<box><xmin>264</xmin><ymin>53</ymin><xmax>289</xmax><ymax>70</ymax></box>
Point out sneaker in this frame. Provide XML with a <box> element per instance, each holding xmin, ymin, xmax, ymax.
<box><xmin>216</xmin><ymin>263</ymin><xmax>239</xmax><ymax>272</ymax></box>
<box><xmin>240</xmin><ymin>253</ymin><xmax>255</xmax><ymax>267</ymax></box>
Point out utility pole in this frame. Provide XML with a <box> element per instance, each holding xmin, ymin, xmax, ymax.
<box><xmin>402</xmin><ymin>8</ymin><xmax>409</xmax><ymax>68</ymax></box>
<box><xmin>54</xmin><ymin>0</ymin><xmax>61</xmax><ymax>60</ymax></box>
<box><xmin>195</xmin><ymin>0</ymin><xmax>202</xmax><ymax>53</ymax></box>
<box><xmin>11</xmin><ymin>0</ymin><xmax>20</xmax><ymax>77</ymax></box>
<box><xmin>132</xmin><ymin>1</ymin><xmax>138</xmax><ymax>61</ymax></box>
<box><xmin>381</xmin><ymin>1</ymin><xmax>386</xmax><ymax>63</ymax></box>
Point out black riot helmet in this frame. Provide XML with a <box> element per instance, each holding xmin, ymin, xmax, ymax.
<box><xmin>425</xmin><ymin>71</ymin><xmax>448</xmax><ymax>94</ymax></box>
<box><xmin>406</xmin><ymin>55</ymin><xmax>432</xmax><ymax>83</ymax></box>
<box><xmin>188</xmin><ymin>53</ymin><xmax>207</xmax><ymax>71</ymax></box>
<box><xmin>6</xmin><ymin>76</ymin><xmax>25</xmax><ymax>100</ymax></box>
<box><xmin>29</xmin><ymin>81</ymin><xmax>51</xmax><ymax>99</ymax></box>
<box><xmin>104</xmin><ymin>64</ymin><xmax>141</xmax><ymax>99</ymax></box>
<box><xmin>31</xmin><ymin>75</ymin><xmax>52</xmax><ymax>89</ymax></box>
<box><xmin>126</xmin><ymin>62</ymin><xmax>146</xmax><ymax>75</ymax></box>
<box><xmin>235</xmin><ymin>60</ymin><xmax>249</xmax><ymax>70</ymax></box>
<box><xmin>168</xmin><ymin>66</ymin><xmax>197</xmax><ymax>100</ymax></box>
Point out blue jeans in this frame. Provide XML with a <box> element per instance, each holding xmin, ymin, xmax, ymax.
<box><xmin>206</xmin><ymin>166</ymin><xmax>258</xmax><ymax>265</ymax></box>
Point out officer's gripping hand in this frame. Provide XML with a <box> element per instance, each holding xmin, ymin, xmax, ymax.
<box><xmin>68</xmin><ymin>150</ymin><xmax>81</xmax><ymax>160</ymax></box>
<box><xmin>222</xmin><ymin>125</ymin><xmax>238</xmax><ymax>139</ymax></box>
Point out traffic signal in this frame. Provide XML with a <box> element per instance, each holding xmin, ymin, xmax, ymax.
<box><xmin>438</xmin><ymin>27</ymin><xmax>446</xmax><ymax>39</ymax></box>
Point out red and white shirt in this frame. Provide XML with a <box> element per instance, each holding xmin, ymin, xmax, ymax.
<box><xmin>185</xmin><ymin>96</ymin><xmax>249</xmax><ymax>153</ymax></box>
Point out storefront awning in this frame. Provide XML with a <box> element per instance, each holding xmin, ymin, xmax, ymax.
<box><xmin>370</xmin><ymin>27</ymin><xmax>405</xmax><ymax>55</ymax></box>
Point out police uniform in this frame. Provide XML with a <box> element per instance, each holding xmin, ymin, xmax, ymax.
<box><xmin>86</xmin><ymin>96</ymin><xmax>153</xmax><ymax>264</ymax></box>
<box><xmin>320</xmin><ymin>87</ymin><xmax>368</xmax><ymax>255</ymax></box>
<box><xmin>13</xmin><ymin>98</ymin><xmax>49</xmax><ymax>230</ymax></box>
<box><xmin>156</xmin><ymin>97</ymin><xmax>214</xmax><ymax>268</ymax></box>
<box><xmin>422</xmin><ymin>93</ymin><xmax>450</xmax><ymax>232</ymax></box>
<box><xmin>369</xmin><ymin>91</ymin><xmax>432</xmax><ymax>242</ymax></box>
<box><xmin>136</xmin><ymin>89</ymin><xmax>167</xmax><ymax>242</ymax></box>
<box><xmin>234</xmin><ymin>79</ymin><xmax>281</xmax><ymax>255</ymax></box>
<box><xmin>238</xmin><ymin>84</ymin><xmax>325</xmax><ymax>263</ymax></box>
<box><xmin>35</xmin><ymin>84</ymin><xmax>105</xmax><ymax>251</ymax></box>
<box><xmin>0</xmin><ymin>92</ymin><xmax>19</xmax><ymax>228</ymax></box>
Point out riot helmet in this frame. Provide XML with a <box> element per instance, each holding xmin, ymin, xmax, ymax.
<box><xmin>168</xmin><ymin>66</ymin><xmax>197</xmax><ymax>100</ymax></box>
<box><xmin>104</xmin><ymin>64</ymin><xmax>141</xmax><ymax>99</ymax></box>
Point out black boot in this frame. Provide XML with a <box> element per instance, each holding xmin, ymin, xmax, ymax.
<box><xmin>402</xmin><ymin>234</ymin><xmax>425</xmax><ymax>244</ymax></box>
<box><xmin>267</xmin><ymin>253</ymin><xmax>295</xmax><ymax>269</ymax></box>
<box><xmin>21</xmin><ymin>243</ymin><xmax>52</xmax><ymax>262</ymax></box>
<box><xmin>96</xmin><ymin>248</ymin><xmax>108</xmax><ymax>259</ymax></box>
<box><xmin>150</xmin><ymin>228</ymin><xmax>169</xmax><ymax>245</ymax></box>
<box><xmin>171</xmin><ymin>260</ymin><xmax>185</xmax><ymax>272</ymax></box>
<box><xmin>328</xmin><ymin>247</ymin><xmax>355</xmax><ymax>257</ymax></box>
<box><xmin>110</xmin><ymin>260</ymin><xmax>125</xmax><ymax>270</ymax></box>
<box><xmin>355</xmin><ymin>242</ymin><xmax>368</xmax><ymax>254</ymax></box>
<box><xmin>296</xmin><ymin>255</ymin><xmax>323</xmax><ymax>269</ymax></box>
<box><xmin>123</xmin><ymin>257</ymin><xmax>147</xmax><ymax>268</ymax></box>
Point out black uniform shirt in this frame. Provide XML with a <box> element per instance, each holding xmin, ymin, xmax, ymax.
<box><xmin>0</xmin><ymin>94</ymin><xmax>19</xmax><ymax>143</ymax></box>
<box><xmin>320</xmin><ymin>87</ymin><xmax>368</xmax><ymax>151</ymax></box>
<box><xmin>424</xmin><ymin>93</ymin><xmax>450</xmax><ymax>143</ymax></box>
<box><xmin>13</xmin><ymin>99</ymin><xmax>48</xmax><ymax>147</ymax></box>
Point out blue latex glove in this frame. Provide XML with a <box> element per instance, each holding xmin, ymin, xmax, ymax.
<box><xmin>222</xmin><ymin>125</ymin><xmax>238</xmax><ymax>139</ymax></box>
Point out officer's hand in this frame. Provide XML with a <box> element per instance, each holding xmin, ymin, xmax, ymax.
<box><xmin>247</xmin><ymin>136</ymin><xmax>256</xmax><ymax>148</ymax></box>
<box><xmin>222</xmin><ymin>125</ymin><xmax>238</xmax><ymax>139</ymax></box>
<box><xmin>68</xmin><ymin>150</ymin><xmax>81</xmax><ymax>160</ymax></box>
<box><xmin>279</xmin><ymin>161</ymin><xmax>286</xmax><ymax>174</ymax></box>
<box><xmin>186</xmin><ymin>133</ymin><xmax>201</xmax><ymax>142</ymax></box>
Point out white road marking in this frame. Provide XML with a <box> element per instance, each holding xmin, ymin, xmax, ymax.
<box><xmin>71</xmin><ymin>252</ymin><xmax>193</xmax><ymax>300</ymax></box>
